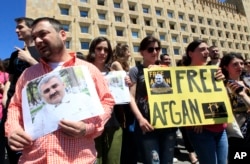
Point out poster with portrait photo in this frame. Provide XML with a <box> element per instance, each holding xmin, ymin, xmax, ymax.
<box><xmin>104</xmin><ymin>70</ymin><xmax>130</xmax><ymax>104</ymax></box>
<box><xmin>22</xmin><ymin>65</ymin><xmax>104</xmax><ymax>140</ymax></box>
<box><xmin>148</xmin><ymin>70</ymin><xmax>173</xmax><ymax>94</ymax></box>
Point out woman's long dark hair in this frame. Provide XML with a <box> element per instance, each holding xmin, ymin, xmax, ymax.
<box><xmin>86</xmin><ymin>36</ymin><xmax>113</xmax><ymax>64</ymax></box>
<box><xmin>219</xmin><ymin>52</ymin><xmax>244</xmax><ymax>79</ymax></box>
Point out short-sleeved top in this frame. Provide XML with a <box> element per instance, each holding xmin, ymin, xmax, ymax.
<box><xmin>7</xmin><ymin>46</ymin><xmax>40</xmax><ymax>100</ymax></box>
<box><xmin>129</xmin><ymin>64</ymin><xmax>150</xmax><ymax>121</ymax></box>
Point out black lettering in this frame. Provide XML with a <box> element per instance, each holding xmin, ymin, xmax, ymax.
<box><xmin>200</xmin><ymin>69</ymin><xmax>211</xmax><ymax>93</ymax></box>
<box><xmin>211</xmin><ymin>69</ymin><xmax>222</xmax><ymax>92</ymax></box>
<box><xmin>176</xmin><ymin>70</ymin><xmax>186</xmax><ymax>93</ymax></box>
<box><xmin>187</xmin><ymin>70</ymin><xmax>202</xmax><ymax>92</ymax></box>
<box><xmin>152</xmin><ymin>102</ymin><xmax>167</xmax><ymax>126</ymax></box>
<box><xmin>188</xmin><ymin>99</ymin><xmax>202</xmax><ymax>124</ymax></box>
<box><xmin>169</xmin><ymin>101</ymin><xmax>181</xmax><ymax>124</ymax></box>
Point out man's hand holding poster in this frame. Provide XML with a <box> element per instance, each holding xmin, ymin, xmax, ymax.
<box><xmin>22</xmin><ymin>66</ymin><xmax>104</xmax><ymax>140</ymax></box>
<box><xmin>144</xmin><ymin>66</ymin><xmax>233</xmax><ymax>128</ymax></box>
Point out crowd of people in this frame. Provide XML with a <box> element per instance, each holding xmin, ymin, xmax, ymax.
<box><xmin>0</xmin><ymin>16</ymin><xmax>250</xmax><ymax>164</ymax></box>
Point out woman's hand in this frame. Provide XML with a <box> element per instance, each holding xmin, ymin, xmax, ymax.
<box><xmin>138</xmin><ymin>117</ymin><xmax>154</xmax><ymax>133</ymax></box>
<box><xmin>214</xmin><ymin>68</ymin><xmax>225</xmax><ymax>81</ymax></box>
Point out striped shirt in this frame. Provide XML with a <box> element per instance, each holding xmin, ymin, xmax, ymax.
<box><xmin>5</xmin><ymin>53</ymin><xmax>115</xmax><ymax>164</ymax></box>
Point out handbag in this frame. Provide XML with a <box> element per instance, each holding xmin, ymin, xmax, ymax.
<box><xmin>226</xmin><ymin>117</ymin><xmax>244</xmax><ymax>138</ymax></box>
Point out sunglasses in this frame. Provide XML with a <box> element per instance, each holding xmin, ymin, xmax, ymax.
<box><xmin>147</xmin><ymin>47</ymin><xmax>161</xmax><ymax>53</ymax></box>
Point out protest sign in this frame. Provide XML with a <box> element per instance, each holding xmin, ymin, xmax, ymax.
<box><xmin>144</xmin><ymin>66</ymin><xmax>233</xmax><ymax>128</ymax></box>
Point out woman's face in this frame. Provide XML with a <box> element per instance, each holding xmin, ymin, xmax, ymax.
<box><xmin>141</xmin><ymin>42</ymin><xmax>160</xmax><ymax>65</ymax></box>
<box><xmin>124</xmin><ymin>49</ymin><xmax>131</xmax><ymax>61</ymax></box>
<box><xmin>94</xmin><ymin>41</ymin><xmax>109</xmax><ymax>65</ymax></box>
<box><xmin>225</xmin><ymin>57</ymin><xmax>244</xmax><ymax>79</ymax></box>
<box><xmin>189</xmin><ymin>42</ymin><xmax>209</xmax><ymax>66</ymax></box>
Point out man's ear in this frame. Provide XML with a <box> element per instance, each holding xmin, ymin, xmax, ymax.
<box><xmin>59</xmin><ymin>30</ymin><xmax>67</xmax><ymax>40</ymax></box>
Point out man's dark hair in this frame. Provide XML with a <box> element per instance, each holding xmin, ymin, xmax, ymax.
<box><xmin>209</xmin><ymin>45</ymin><xmax>217</xmax><ymax>49</ymax></box>
<box><xmin>160</xmin><ymin>53</ymin><xmax>169</xmax><ymax>61</ymax></box>
<box><xmin>15</xmin><ymin>17</ymin><xmax>34</xmax><ymax>28</ymax></box>
<box><xmin>31</xmin><ymin>17</ymin><xmax>63</xmax><ymax>32</ymax></box>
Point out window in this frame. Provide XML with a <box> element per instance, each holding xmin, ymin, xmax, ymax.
<box><xmin>97</xmin><ymin>0</ymin><xmax>104</xmax><ymax>6</ymax></box>
<box><xmin>114</xmin><ymin>2</ymin><xmax>120</xmax><ymax>8</ymax></box>
<box><xmin>226</xmin><ymin>32</ymin><xmax>230</xmax><ymax>38</ymax></box>
<box><xmin>81</xmin><ymin>42</ymin><xmax>89</xmax><ymax>49</ymax></box>
<box><xmin>159</xmin><ymin>34</ymin><xmax>165</xmax><ymax>41</ymax></box>
<box><xmin>62</xmin><ymin>24</ymin><xmax>69</xmax><ymax>31</ymax></box>
<box><xmin>236</xmin><ymin>43</ymin><xmax>240</xmax><ymax>49</ymax></box>
<box><xmin>174</xmin><ymin>48</ymin><xmax>179</xmax><ymax>55</ymax></box>
<box><xmin>158</xmin><ymin>22</ymin><xmax>163</xmax><ymax>28</ymax></box>
<box><xmin>98</xmin><ymin>13</ymin><xmax>106</xmax><ymax>20</ymax></box>
<box><xmin>167</xmin><ymin>11</ymin><xmax>173</xmax><ymax>18</ymax></box>
<box><xmin>80</xmin><ymin>0</ymin><xmax>87</xmax><ymax>3</ymax></box>
<box><xmin>80</xmin><ymin>26</ymin><xmax>88</xmax><ymax>33</ymax></box>
<box><xmin>233</xmin><ymin>33</ymin><xmax>237</xmax><ymax>39</ymax></box>
<box><xmin>191</xmin><ymin>27</ymin><xmax>196</xmax><ymax>33</ymax></box>
<box><xmin>218</xmin><ymin>31</ymin><xmax>222</xmax><ymax>37</ymax></box>
<box><xmin>198</xmin><ymin>17</ymin><xmax>203</xmax><ymax>24</ymax></box>
<box><xmin>244</xmin><ymin>26</ymin><xmax>248</xmax><ymax>32</ymax></box>
<box><xmin>133</xmin><ymin>45</ymin><xmax>139</xmax><ymax>52</ymax></box>
<box><xmin>172</xmin><ymin>35</ymin><xmax>177</xmax><ymax>42</ymax></box>
<box><xmin>129</xmin><ymin>4</ymin><xmax>135</xmax><ymax>11</ymax></box>
<box><xmin>215</xmin><ymin>21</ymin><xmax>220</xmax><ymax>27</ymax></box>
<box><xmin>146</xmin><ymin>32</ymin><xmax>153</xmax><ymax>36</ymax></box>
<box><xmin>181</xmin><ymin>25</ymin><xmax>186</xmax><ymax>31</ymax></box>
<box><xmin>209</xmin><ymin>29</ymin><xmax>214</xmax><ymax>36</ymax></box>
<box><xmin>99</xmin><ymin>28</ymin><xmax>107</xmax><ymax>35</ymax></box>
<box><xmin>130</xmin><ymin>17</ymin><xmax>137</xmax><ymax>24</ymax></box>
<box><xmin>143</xmin><ymin>7</ymin><xmax>149</xmax><ymax>14</ymax></box>
<box><xmin>189</xmin><ymin>15</ymin><xmax>194</xmax><ymax>22</ymax></box>
<box><xmin>207</xmin><ymin>19</ymin><xmax>212</xmax><ymax>25</ymax></box>
<box><xmin>65</xmin><ymin>41</ymin><xmax>70</xmax><ymax>49</ymax></box>
<box><xmin>145</xmin><ymin>20</ymin><xmax>150</xmax><ymax>26</ymax></box>
<box><xmin>179</xmin><ymin>14</ymin><xmax>184</xmax><ymax>20</ymax></box>
<box><xmin>201</xmin><ymin>28</ymin><xmax>205</xmax><ymax>35</ymax></box>
<box><xmin>169</xmin><ymin>23</ymin><xmax>175</xmax><ymax>30</ymax></box>
<box><xmin>220</xmin><ymin>41</ymin><xmax>224</xmax><ymax>47</ymax></box>
<box><xmin>162</xmin><ymin>48</ymin><xmax>167</xmax><ymax>54</ymax></box>
<box><xmin>80</xmin><ymin>10</ymin><xmax>88</xmax><ymax>17</ymax></box>
<box><xmin>116</xmin><ymin>30</ymin><xmax>123</xmax><ymax>36</ymax></box>
<box><xmin>132</xmin><ymin>31</ymin><xmax>139</xmax><ymax>38</ymax></box>
<box><xmin>223</xmin><ymin>22</ymin><xmax>227</xmax><ymax>28</ymax></box>
<box><xmin>156</xmin><ymin>9</ymin><xmax>161</xmax><ymax>16</ymax></box>
<box><xmin>240</xmin><ymin>34</ymin><xmax>244</xmax><ymax>40</ymax></box>
<box><xmin>60</xmin><ymin>7</ymin><xmax>69</xmax><ymax>15</ymax></box>
<box><xmin>231</xmin><ymin>24</ymin><xmax>234</xmax><ymax>30</ymax></box>
<box><xmin>115</xmin><ymin>15</ymin><xmax>122</xmax><ymax>22</ymax></box>
<box><xmin>183</xmin><ymin>37</ymin><xmax>188</xmax><ymax>43</ymax></box>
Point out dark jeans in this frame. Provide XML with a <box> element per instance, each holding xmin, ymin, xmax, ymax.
<box><xmin>187</xmin><ymin>129</ymin><xmax>228</xmax><ymax>164</ymax></box>
<box><xmin>134</xmin><ymin>123</ymin><xmax>177</xmax><ymax>164</ymax></box>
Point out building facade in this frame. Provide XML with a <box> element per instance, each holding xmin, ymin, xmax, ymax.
<box><xmin>26</xmin><ymin>0</ymin><xmax>250</xmax><ymax>65</ymax></box>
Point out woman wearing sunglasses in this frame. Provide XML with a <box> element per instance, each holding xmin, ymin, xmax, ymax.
<box><xmin>129</xmin><ymin>36</ymin><xmax>177</xmax><ymax>164</ymax></box>
<box><xmin>183</xmin><ymin>40</ymin><xmax>228</xmax><ymax>164</ymax></box>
